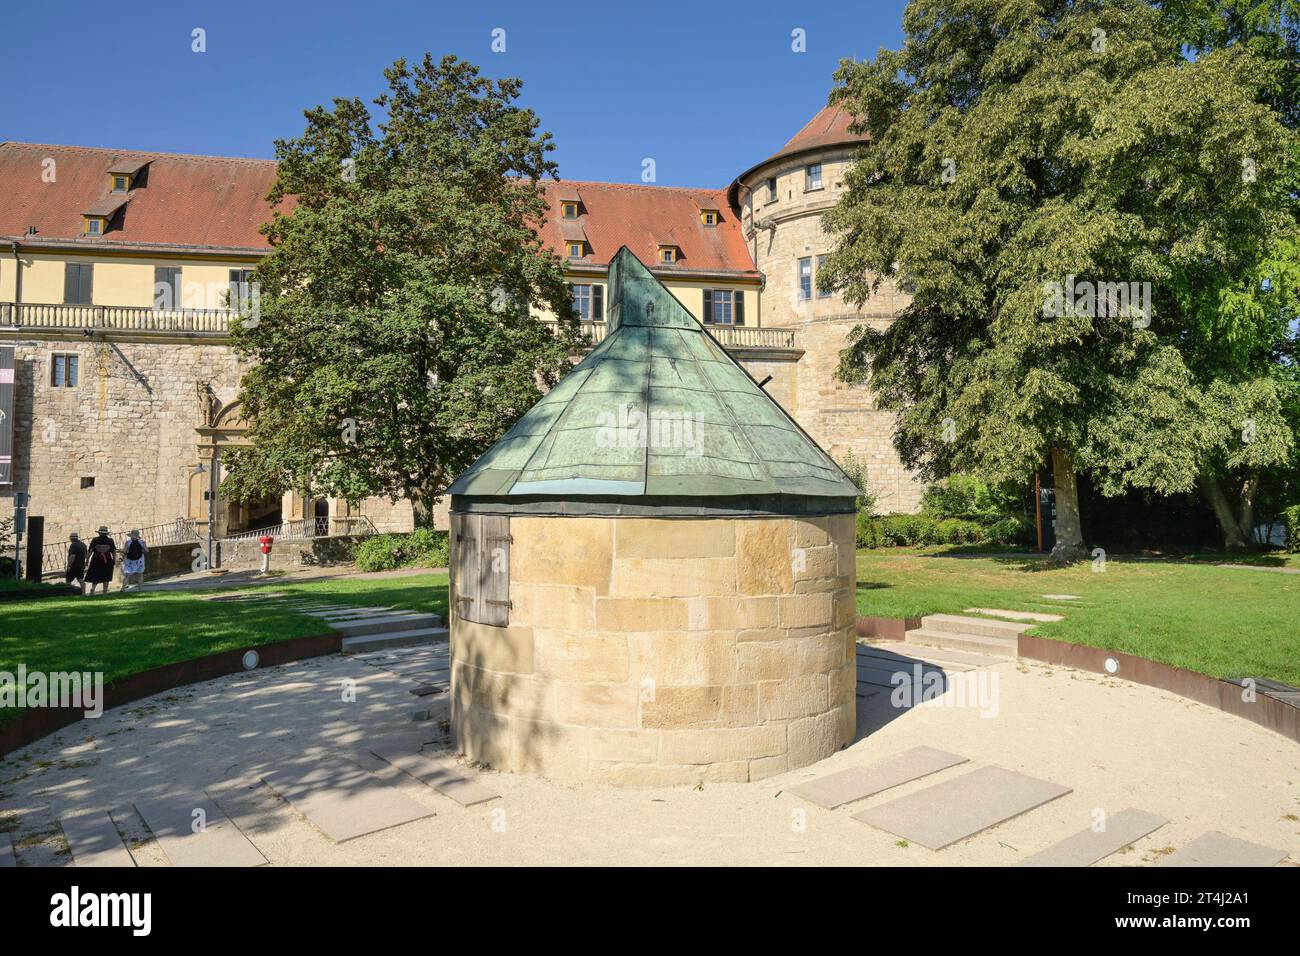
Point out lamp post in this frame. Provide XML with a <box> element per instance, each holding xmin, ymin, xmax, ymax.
<box><xmin>191</xmin><ymin>462</ymin><xmax>215</xmax><ymax>570</ymax></box>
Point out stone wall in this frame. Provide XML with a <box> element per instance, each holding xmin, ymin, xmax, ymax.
<box><xmin>450</xmin><ymin>513</ymin><xmax>857</xmax><ymax>786</ymax></box>
<box><xmin>1</xmin><ymin>336</ymin><xmax>244</xmax><ymax>544</ymax></box>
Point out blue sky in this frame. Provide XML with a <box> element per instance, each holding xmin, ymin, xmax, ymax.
<box><xmin>1</xmin><ymin>0</ymin><xmax>907</xmax><ymax>187</ymax></box>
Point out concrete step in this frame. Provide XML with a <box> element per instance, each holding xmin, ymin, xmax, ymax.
<box><xmin>921</xmin><ymin>613</ymin><xmax>1030</xmax><ymax>640</ymax></box>
<box><xmin>964</xmin><ymin>607</ymin><xmax>1063</xmax><ymax>623</ymax></box>
<box><xmin>903</xmin><ymin>627</ymin><xmax>1019</xmax><ymax>658</ymax></box>
<box><xmin>331</xmin><ymin>613</ymin><xmax>444</xmax><ymax>637</ymax></box>
<box><xmin>861</xmin><ymin>641</ymin><xmax>1008</xmax><ymax>669</ymax></box>
<box><xmin>342</xmin><ymin>626</ymin><xmax>449</xmax><ymax>653</ymax></box>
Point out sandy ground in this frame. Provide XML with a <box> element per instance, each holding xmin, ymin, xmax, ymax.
<box><xmin>2</xmin><ymin>644</ymin><xmax>1298</xmax><ymax>867</ymax></box>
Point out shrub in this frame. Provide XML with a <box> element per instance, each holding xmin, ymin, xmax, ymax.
<box><xmin>985</xmin><ymin>515</ymin><xmax>1032</xmax><ymax>546</ymax></box>
<box><xmin>856</xmin><ymin>513</ymin><xmax>1005</xmax><ymax>549</ymax></box>
<box><xmin>836</xmin><ymin>451</ymin><xmax>877</xmax><ymax>516</ymax></box>
<box><xmin>354</xmin><ymin>530</ymin><xmax>449</xmax><ymax>572</ymax></box>
<box><xmin>920</xmin><ymin>474</ymin><xmax>1023</xmax><ymax>524</ymax></box>
<box><xmin>1285</xmin><ymin>504</ymin><xmax>1300</xmax><ymax>554</ymax></box>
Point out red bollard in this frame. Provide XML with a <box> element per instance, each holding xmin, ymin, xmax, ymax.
<box><xmin>258</xmin><ymin>535</ymin><xmax>274</xmax><ymax>574</ymax></box>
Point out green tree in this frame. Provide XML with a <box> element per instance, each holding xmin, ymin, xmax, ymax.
<box><xmin>223</xmin><ymin>54</ymin><xmax>580</xmax><ymax>527</ymax></box>
<box><xmin>823</xmin><ymin>0</ymin><xmax>1297</xmax><ymax>560</ymax></box>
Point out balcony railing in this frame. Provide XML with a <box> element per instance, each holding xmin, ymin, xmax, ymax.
<box><xmin>1</xmin><ymin>302</ymin><xmax>233</xmax><ymax>334</ymax></box>
<box><xmin>545</xmin><ymin>320</ymin><xmax>798</xmax><ymax>351</ymax></box>
<box><xmin>3</xmin><ymin>303</ymin><xmax>800</xmax><ymax>351</ymax></box>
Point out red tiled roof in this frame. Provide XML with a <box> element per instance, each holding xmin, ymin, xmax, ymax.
<box><xmin>779</xmin><ymin>104</ymin><xmax>870</xmax><ymax>158</ymax></box>
<box><xmin>0</xmin><ymin>142</ymin><xmax>758</xmax><ymax>276</ymax></box>
<box><xmin>0</xmin><ymin>142</ymin><xmax>287</xmax><ymax>252</ymax></box>
<box><xmin>727</xmin><ymin>103</ymin><xmax>870</xmax><ymax>208</ymax></box>
<box><xmin>539</xmin><ymin>181</ymin><xmax>757</xmax><ymax>277</ymax></box>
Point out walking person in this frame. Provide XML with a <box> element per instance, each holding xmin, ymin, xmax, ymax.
<box><xmin>122</xmin><ymin>530</ymin><xmax>148</xmax><ymax>591</ymax></box>
<box><xmin>84</xmin><ymin>525</ymin><xmax>116</xmax><ymax>596</ymax></box>
<box><xmin>65</xmin><ymin>532</ymin><xmax>87</xmax><ymax>592</ymax></box>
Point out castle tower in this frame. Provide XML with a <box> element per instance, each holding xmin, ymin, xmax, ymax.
<box><xmin>729</xmin><ymin>105</ymin><xmax>923</xmax><ymax>513</ymax></box>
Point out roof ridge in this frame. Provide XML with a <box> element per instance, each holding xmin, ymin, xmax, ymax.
<box><xmin>550</xmin><ymin>179</ymin><xmax>723</xmax><ymax>193</ymax></box>
<box><xmin>0</xmin><ymin>141</ymin><xmax>277</xmax><ymax>165</ymax></box>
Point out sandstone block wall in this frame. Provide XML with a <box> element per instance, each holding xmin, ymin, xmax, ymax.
<box><xmin>740</xmin><ymin>150</ymin><xmax>925</xmax><ymax>514</ymax></box>
<box><xmin>1</xmin><ymin>337</ymin><xmax>244</xmax><ymax>543</ymax></box>
<box><xmin>450</xmin><ymin>513</ymin><xmax>858</xmax><ymax>786</ymax></box>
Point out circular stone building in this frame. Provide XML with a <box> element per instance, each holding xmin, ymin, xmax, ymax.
<box><xmin>446</xmin><ymin>247</ymin><xmax>859</xmax><ymax>786</ymax></box>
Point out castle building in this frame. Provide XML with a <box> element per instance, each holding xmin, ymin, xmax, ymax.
<box><xmin>0</xmin><ymin>104</ymin><xmax>922</xmax><ymax>551</ymax></box>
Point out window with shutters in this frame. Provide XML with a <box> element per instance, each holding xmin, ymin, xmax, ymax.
<box><xmin>63</xmin><ymin>262</ymin><xmax>94</xmax><ymax>304</ymax></box>
<box><xmin>453</xmin><ymin>513</ymin><xmax>512</xmax><ymax>627</ymax></box>
<box><xmin>570</xmin><ymin>283</ymin><xmax>604</xmax><ymax>322</ymax></box>
<box><xmin>703</xmin><ymin>289</ymin><xmax>744</xmax><ymax>326</ymax></box>
<box><xmin>154</xmin><ymin>266</ymin><xmax>182</xmax><ymax>310</ymax></box>
<box><xmin>228</xmin><ymin>269</ymin><xmax>254</xmax><ymax>311</ymax></box>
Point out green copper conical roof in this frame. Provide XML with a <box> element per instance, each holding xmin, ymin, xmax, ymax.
<box><xmin>448</xmin><ymin>247</ymin><xmax>858</xmax><ymax>514</ymax></box>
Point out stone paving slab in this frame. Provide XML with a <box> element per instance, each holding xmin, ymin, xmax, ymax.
<box><xmin>853</xmin><ymin>766</ymin><xmax>1072</xmax><ymax>850</ymax></box>
<box><xmin>0</xmin><ymin>832</ymin><xmax>14</xmax><ymax>867</ymax></box>
<box><xmin>789</xmin><ymin>747</ymin><xmax>969</xmax><ymax>810</ymax></box>
<box><xmin>1159</xmin><ymin>831</ymin><xmax>1289</xmax><ymax>867</ymax></box>
<box><xmin>135</xmin><ymin>794</ymin><xmax>267</xmax><ymax>867</ymax></box>
<box><xmin>61</xmin><ymin>810</ymin><xmax>137</xmax><ymax>868</ymax></box>
<box><xmin>261</xmin><ymin>757</ymin><xmax>436</xmax><ymax>842</ymax></box>
<box><xmin>1018</xmin><ymin>809</ymin><xmax>1167</xmax><ymax>867</ymax></box>
<box><xmin>370</xmin><ymin>747</ymin><xmax>500</xmax><ymax>807</ymax></box>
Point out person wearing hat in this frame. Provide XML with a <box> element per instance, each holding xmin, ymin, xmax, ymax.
<box><xmin>84</xmin><ymin>525</ymin><xmax>116</xmax><ymax>596</ymax></box>
<box><xmin>65</xmin><ymin>532</ymin><xmax>87</xmax><ymax>592</ymax></box>
<box><xmin>122</xmin><ymin>529</ymin><xmax>148</xmax><ymax>591</ymax></box>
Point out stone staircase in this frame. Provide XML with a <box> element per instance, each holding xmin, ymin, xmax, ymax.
<box><xmin>295</xmin><ymin>604</ymin><xmax>448</xmax><ymax>653</ymax></box>
<box><xmin>903</xmin><ymin>613</ymin><xmax>1030</xmax><ymax>659</ymax></box>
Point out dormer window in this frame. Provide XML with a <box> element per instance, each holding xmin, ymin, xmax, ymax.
<box><xmin>83</xmin><ymin>216</ymin><xmax>105</xmax><ymax>236</ymax></box>
<box><xmin>567</xmin><ymin>241</ymin><xmax>586</xmax><ymax>259</ymax></box>
<box><xmin>106</xmin><ymin>158</ymin><xmax>148</xmax><ymax>194</ymax></box>
<box><xmin>700</xmin><ymin>209</ymin><xmax>719</xmax><ymax>226</ymax></box>
<box><xmin>658</xmin><ymin>245</ymin><xmax>679</xmax><ymax>264</ymax></box>
<box><xmin>562</xmin><ymin>201</ymin><xmax>579</xmax><ymax>219</ymax></box>
<box><xmin>112</xmin><ymin>175</ymin><xmax>130</xmax><ymax>193</ymax></box>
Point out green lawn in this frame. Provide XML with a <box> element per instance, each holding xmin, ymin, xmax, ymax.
<box><xmin>0</xmin><ymin>572</ymin><xmax>449</xmax><ymax>723</ymax></box>
<box><xmin>857</xmin><ymin>549</ymin><xmax>1300</xmax><ymax>685</ymax></box>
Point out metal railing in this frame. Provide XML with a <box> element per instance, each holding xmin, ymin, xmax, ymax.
<box><xmin>42</xmin><ymin>517</ymin><xmax>200</xmax><ymax>574</ymax></box>
<box><xmin>543</xmin><ymin>319</ymin><xmax>798</xmax><ymax>351</ymax></box>
<box><xmin>2</xmin><ymin>302</ymin><xmax>234</xmax><ymax>334</ymax></box>
<box><xmin>220</xmin><ymin>515</ymin><xmax>379</xmax><ymax>543</ymax></box>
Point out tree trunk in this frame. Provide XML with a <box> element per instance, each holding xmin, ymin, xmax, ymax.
<box><xmin>1198</xmin><ymin>474</ymin><xmax>1247</xmax><ymax>550</ymax></box>
<box><xmin>1049</xmin><ymin>446</ymin><xmax>1087</xmax><ymax>563</ymax></box>
<box><xmin>410</xmin><ymin>492</ymin><xmax>440</xmax><ymax>530</ymax></box>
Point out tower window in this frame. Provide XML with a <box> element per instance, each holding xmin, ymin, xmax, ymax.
<box><xmin>805</xmin><ymin>163</ymin><xmax>823</xmax><ymax>191</ymax></box>
<box><xmin>80</xmin><ymin>476</ymin><xmax>95</xmax><ymax>489</ymax></box>
<box><xmin>816</xmin><ymin>255</ymin><xmax>831</xmax><ymax>298</ymax></box>
<box><xmin>766</xmin><ymin>177</ymin><xmax>777</xmax><ymax>203</ymax></box>
<box><xmin>798</xmin><ymin>258</ymin><xmax>812</xmax><ymax>300</ymax></box>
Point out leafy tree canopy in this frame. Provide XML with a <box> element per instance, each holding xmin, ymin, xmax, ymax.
<box><xmin>223</xmin><ymin>54</ymin><xmax>580</xmax><ymax>526</ymax></box>
<box><xmin>823</xmin><ymin>0</ymin><xmax>1299</xmax><ymax>556</ymax></box>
